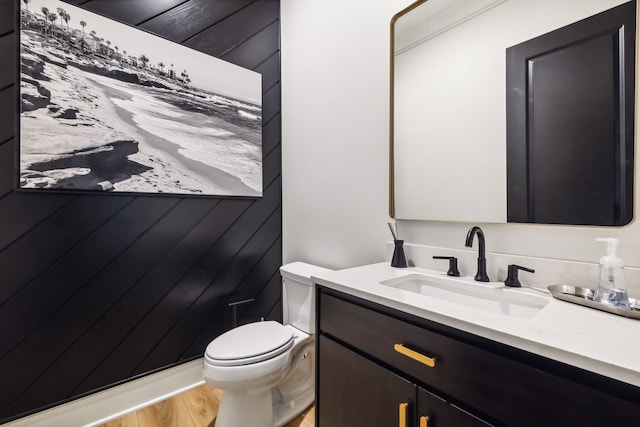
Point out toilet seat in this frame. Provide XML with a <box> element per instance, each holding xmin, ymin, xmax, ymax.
<box><xmin>205</xmin><ymin>321</ymin><xmax>294</xmax><ymax>367</ymax></box>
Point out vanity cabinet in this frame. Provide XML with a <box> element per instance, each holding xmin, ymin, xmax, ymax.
<box><xmin>316</xmin><ymin>287</ymin><xmax>640</xmax><ymax>427</ymax></box>
<box><xmin>318</xmin><ymin>335</ymin><xmax>488</xmax><ymax>426</ymax></box>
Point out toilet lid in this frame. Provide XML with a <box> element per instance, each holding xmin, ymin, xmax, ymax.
<box><xmin>205</xmin><ymin>321</ymin><xmax>294</xmax><ymax>366</ymax></box>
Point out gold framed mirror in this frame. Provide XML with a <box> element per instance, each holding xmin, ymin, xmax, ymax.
<box><xmin>390</xmin><ymin>0</ymin><xmax>636</xmax><ymax>226</ymax></box>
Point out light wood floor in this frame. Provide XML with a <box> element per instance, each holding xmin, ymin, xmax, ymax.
<box><xmin>98</xmin><ymin>384</ymin><xmax>314</xmax><ymax>427</ymax></box>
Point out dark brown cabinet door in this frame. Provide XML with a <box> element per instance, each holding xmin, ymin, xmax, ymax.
<box><xmin>418</xmin><ymin>388</ymin><xmax>492</xmax><ymax>427</ymax></box>
<box><xmin>317</xmin><ymin>335</ymin><xmax>416</xmax><ymax>427</ymax></box>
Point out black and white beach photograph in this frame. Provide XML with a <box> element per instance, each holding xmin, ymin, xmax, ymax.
<box><xmin>19</xmin><ymin>0</ymin><xmax>263</xmax><ymax>197</ymax></box>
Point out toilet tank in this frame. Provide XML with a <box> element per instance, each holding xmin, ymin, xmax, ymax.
<box><xmin>280</xmin><ymin>262</ymin><xmax>332</xmax><ymax>334</ymax></box>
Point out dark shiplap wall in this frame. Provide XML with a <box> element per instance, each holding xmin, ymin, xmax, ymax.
<box><xmin>0</xmin><ymin>0</ymin><xmax>281</xmax><ymax>422</ymax></box>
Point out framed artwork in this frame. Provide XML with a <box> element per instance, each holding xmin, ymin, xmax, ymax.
<box><xmin>19</xmin><ymin>0</ymin><xmax>263</xmax><ymax>197</ymax></box>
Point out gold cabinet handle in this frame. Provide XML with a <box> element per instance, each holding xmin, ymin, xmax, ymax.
<box><xmin>420</xmin><ymin>415</ymin><xmax>430</xmax><ymax>427</ymax></box>
<box><xmin>394</xmin><ymin>343</ymin><xmax>436</xmax><ymax>368</ymax></box>
<box><xmin>399</xmin><ymin>402</ymin><xmax>408</xmax><ymax>427</ymax></box>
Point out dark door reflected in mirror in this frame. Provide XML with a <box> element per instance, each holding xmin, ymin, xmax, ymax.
<box><xmin>506</xmin><ymin>1</ymin><xmax>635</xmax><ymax>226</ymax></box>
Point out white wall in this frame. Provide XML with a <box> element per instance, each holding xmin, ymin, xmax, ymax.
<box><xmin>281</xmin><ymin>1</ymin><xmax>640</xmax><ymax>270</ymax></box>
<box><xmin>281</xmin><ymin>0</ymin><xmax>414</xmax><ymax>269</ymax></box>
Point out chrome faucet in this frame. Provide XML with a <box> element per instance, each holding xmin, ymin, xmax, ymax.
<box><xmin>465</xmin><ymin>226</ymin><xmax>490</xmax><ymax>282</ymax></box>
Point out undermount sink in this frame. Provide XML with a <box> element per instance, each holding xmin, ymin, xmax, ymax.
<box><xmin>380</xmin><ymin>273</ymin><xmax>549</xmax><ymax>318</ymax></box>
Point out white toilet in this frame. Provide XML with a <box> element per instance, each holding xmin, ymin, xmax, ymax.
<box><xmin>203</xmin><ymin>262</ymin><xmax>331</xmax><ymax>427</ymax></box>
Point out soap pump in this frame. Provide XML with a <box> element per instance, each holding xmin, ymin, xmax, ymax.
<box><xmin>593</xmin><ymin>237</ymin><xmax>629</xmax><ymax>309</ymax></box>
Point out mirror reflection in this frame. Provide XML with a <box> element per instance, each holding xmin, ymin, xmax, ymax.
<box><xmin>390</xmin><ymin>0</ymin><xmax>635</xmax><ymax>226</ymax></box>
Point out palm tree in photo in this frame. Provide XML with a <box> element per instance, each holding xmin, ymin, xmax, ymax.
<box><xmin>181</xmin><ymin>70</ymin><xmax>191</xmax><ymax>87</ymax></box>
<box><xmin>60</xmin><ymin>11</ymin><xmax>70</xmax><ymax>40</ymax></box>
<box><xmin>88</xmin><ymin>30</ymin><xmax>97</xmax><ymax>53</ymax></box>
<box><xmin>63</xmin><ymin>12</ymin><xmax>70</xmax><ymax>33</ymax></box>
<box><xmin>139</xmin><ymin>54</ymin><xmax>149</xmax><ymax>68</ymax></box>
<box><xmin>21</xmin><ymin>0</ymin><xmax>32</xmax><ymax>30</ymax></box>
<box><xmin>79</xmin><ymin>21</ymin><xmax>88</xmax><ymax>51</ymax></box>
<box><xmin>56</xmin><ymin>7</ymin><xmax>66</xmax><ymax>36</ymax></box>
<box><xmin>41</xmin><ymin>7</ymin><xmax>49</xmax><ymax>34</ymax></box>
<box><xmin>48</xmin><ymin>12</ymin><xmax>57</xmax><ymax>38</ymax></box>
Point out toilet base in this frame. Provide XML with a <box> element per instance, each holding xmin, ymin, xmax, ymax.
<box><xmin>213</xmin><ymin>386</ymin><xmax>314</xmax><ymax>427</ymax></box>
<box><xmin>273</xmin><ymin>386</ymin><xmax>314</xmax><ymax>427</ymax></box>
<box><xmin>215</xmin><ymin>387</ymin><xmax>273</xmax><ymax>427</ymax></box>
<box><xmin>273</xmin><ymin>341</ymin><xmax>315</xmax><ymax>426</ymax></box>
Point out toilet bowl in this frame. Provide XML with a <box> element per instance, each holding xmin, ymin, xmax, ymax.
<box><xmin>203</xmin><ymin>262</ymin><xmax>331</xmax><ymax>427</ymax></box>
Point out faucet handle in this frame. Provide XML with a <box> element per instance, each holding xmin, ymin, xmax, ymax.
<box><xmin>504</xmin><ymin>264</ymin><xmax>535</xmax><ymax>288</ymax></box>
<box><xmin>433</xmin><ymin>256</ymin><xmax>461</xmax><ymax>277</ymax></box>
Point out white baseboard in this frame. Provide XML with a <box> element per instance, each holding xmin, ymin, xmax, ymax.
<box><xmin>2</xmin><ymin>358</ymin><xmax>206</xmax><ymax>427</ymax></box>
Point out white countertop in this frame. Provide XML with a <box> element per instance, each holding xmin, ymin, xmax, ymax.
<box><xmin>312</xmin><ymin>262</ymin><xmax>640</xmax><ymax>388</ymax></box>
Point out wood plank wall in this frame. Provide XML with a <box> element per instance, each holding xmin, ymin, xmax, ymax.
<box><xmin>0</xmin><ymin>0</ymin><xmax>282</xmax><ymax>422</ymax></box>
